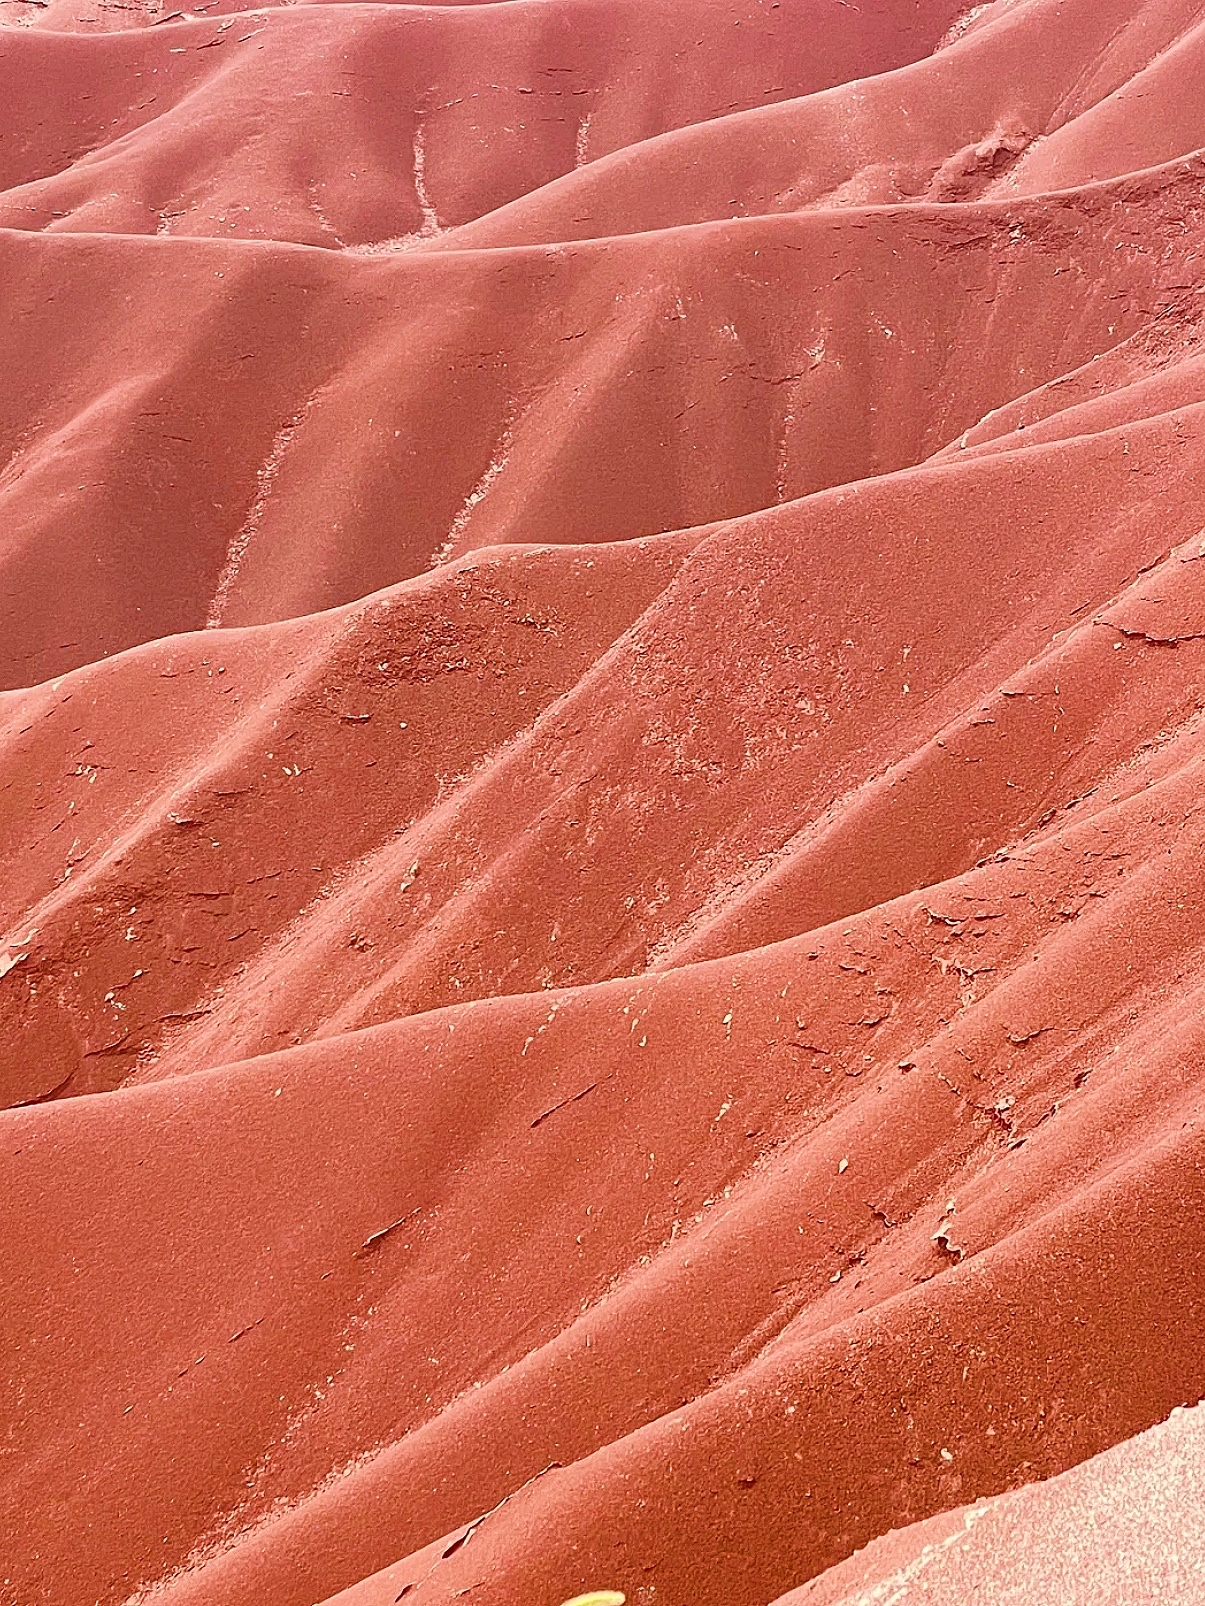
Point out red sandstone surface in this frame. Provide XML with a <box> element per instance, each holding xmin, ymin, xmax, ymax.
<box><xmin>3</xmin><ymin>0</ymin><xmax>1205</xmax><ymax>1601</ymax></box>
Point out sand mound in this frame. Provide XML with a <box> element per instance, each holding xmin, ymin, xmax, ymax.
<box><xmin>4</xmin><ymin>1</ymin><xmax>1205</xmax><ymax>1603</ymax></box>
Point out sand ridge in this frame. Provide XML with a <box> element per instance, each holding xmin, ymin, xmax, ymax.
<box><xmin>4</xmin><ymin>1</ymin><xmax>1205</xmax><ymax>1603</ymax></box>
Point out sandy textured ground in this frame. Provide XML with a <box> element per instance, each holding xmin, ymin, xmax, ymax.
<box><xmin>4</xmin><ymin>1</ymin><xmax>1205</xmax><ymax>1602</ymax></box>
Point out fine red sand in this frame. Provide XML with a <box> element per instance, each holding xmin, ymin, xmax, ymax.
<box><xmin>3</xmin><ymin>1</ymin><xmax>1205</xmax><ymax>1602</ymax></box>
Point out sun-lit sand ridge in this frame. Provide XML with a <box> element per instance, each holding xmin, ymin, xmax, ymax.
<box><xmin>3</xmin><ymin>0</ymin><xmax>1205</xmax><ymax>1601</ymax></box>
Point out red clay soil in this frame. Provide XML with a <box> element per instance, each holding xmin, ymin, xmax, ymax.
<box><xmin>3</xmin><ymin>1</ymin><xmax>1205</xmax><ymax>1603</ymax></box>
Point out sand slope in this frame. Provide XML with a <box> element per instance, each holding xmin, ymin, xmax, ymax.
<box><xmin>4</xmin><ymin>1</ymin><xmax>1205</xmax><ymax>1604</ymax></box>
<box><xmin>774</xmin><ymin>1400</ymin><xmax>1205</xmax><ymax>1606</ymax></box>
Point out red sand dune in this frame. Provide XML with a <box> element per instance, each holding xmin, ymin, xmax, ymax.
<box><xmin>4</xmin><ymin>1</ymin><xmax>1205</xmax><ymax>1603</ymax></box>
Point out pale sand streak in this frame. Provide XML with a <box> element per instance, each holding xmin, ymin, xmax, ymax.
<box><xmin>412</xmin><ymin>121</ymin><xmax>442</xmax><ymax>238</ymax></box>
<box><xmin>574</xmin><ymin>111</ymin><xmax>594</xmax><ymax>168</ymax></box>
<box><xmin>206</xmin><ymin>415</ymin><xmax>305</xmax><ymax>629</ymax></box>
<box><xmin>429</xmin><ymin>413</ymin><xmax>518</xmax><ymax>568</ymax></box>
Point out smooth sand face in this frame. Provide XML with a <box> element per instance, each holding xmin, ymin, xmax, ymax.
<box><xmin>4</xmin><ymin>1</ymin><xmax>1205</xmax><ymax>1603</ymax></box>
